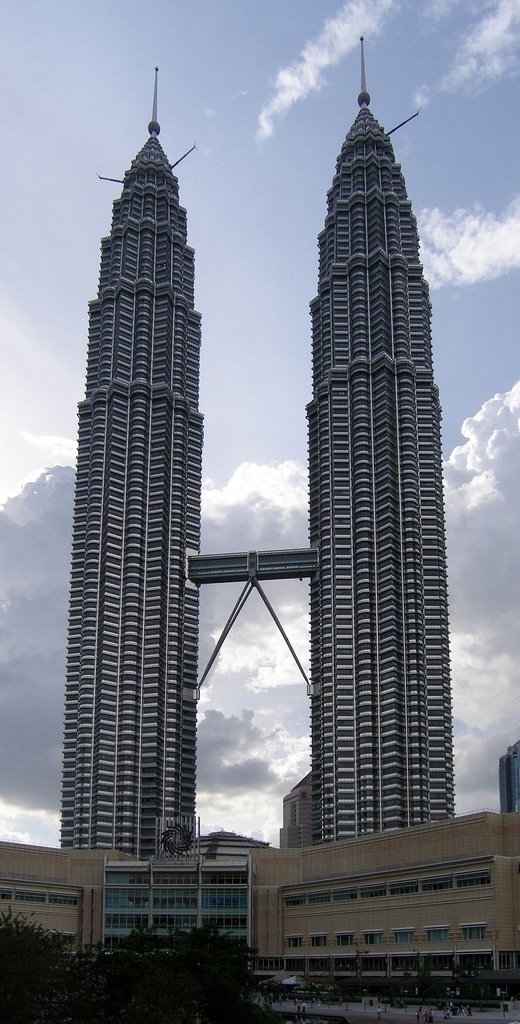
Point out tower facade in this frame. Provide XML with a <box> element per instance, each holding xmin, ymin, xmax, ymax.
<box><xmin>61</xmin><ymin>105</ymin><xmax>203</xmax><ymax>857</ymax></box>
<box><xmin>307</xmin><ymin>75</ymin><xmax>453</xmax><ymax>842</ymax></box>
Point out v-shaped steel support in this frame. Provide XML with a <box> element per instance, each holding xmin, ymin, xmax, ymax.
<box><xmin>198</xmin><ymin>580</ymin><xmax>253</xmax><ymax>690</ymax></box>
<box><xmin>197</xmin><ymin>576</ymin><xmax>309</xmax><ymax>695</ymax></box>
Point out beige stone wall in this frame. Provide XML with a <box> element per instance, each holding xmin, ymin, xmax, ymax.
<box><xmin>251</xmin><ymin>812</ymin><xmax>520</xmax><ymax>962</ymax></box>
<box><xmin>0</xmin><ymin>842</ymin><xmax>131</xmax><ymax>946</ymax></box>
<box><xmin>1</xmin><ymin>812</ymin><xmax>519</xmax><ymax>962</ymax></box>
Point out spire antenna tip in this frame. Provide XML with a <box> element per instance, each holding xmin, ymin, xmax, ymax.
<box><xmin>148</xmin><ymin>66</ymin><xmax>160</xmax><ymax>136</ymax></box>
<box><xmin>358</xmin><ymin>36</ymin><xmax>371</xmax><ymax>108</ymax></box>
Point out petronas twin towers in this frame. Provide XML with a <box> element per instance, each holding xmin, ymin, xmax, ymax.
<box><xmin>308</xmin><ymin>82</ymin><xmax>452</xmax><ymax>841</ymax></box>
<box><xmin>61</xmin><ymin>60</ymin><xmax>453</xmax><ymax>857</ymax></box>
<box><xmin>61</xmin><ymin>114</ymin><xmax>203</xmax><ymax>854</ymax></box>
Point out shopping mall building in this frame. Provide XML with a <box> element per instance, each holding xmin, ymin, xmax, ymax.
<box><xmin>2</xmin><ymin>811</ymin><xmax>520</xmax><ymax>992</ymax></box>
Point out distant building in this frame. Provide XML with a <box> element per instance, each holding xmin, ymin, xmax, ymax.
<box><xmin>280</xmin><ymin>772</ymin><xmax>313</xmax><ymax>849</ymax></box>
<box><xmin>499</xmin><ymin>740</ymin><xmax>520</xmax><ymax>812</ymax></box>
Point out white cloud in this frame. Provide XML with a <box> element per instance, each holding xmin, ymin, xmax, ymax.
<box><xmin>418</xmin><ymin>197</ymin><xmax>520</xmax><ymax>287</ymax></box>
<box><xmin>202</xmin><ymin>460</ymin><xmax>308</xmax><ymax>531</ymax></box>
<box><xmin>256</xmin><ymin>0</ymin><xmax>398</xmax><ymax>141</ymax></box>
<box><xmin>423</xmin><ymin>0</ymin><xmax>462</xmax><ymax>19</ymax></box>
<box><xmin>445</xmin><ymin>381</ymin><xmax>520</xmax><ymax>482</ymax></box>
<box><xmin>210</xmin><ymin>599</ymin><xmax>309</xmax><ymax>692</ymax></box>
<box><xmin>0</xmin><ymin>799</ymin><xmax>60</xmax><ymax>847</ymax></box>
<box><xmin>0</xmin><ymin>468</ymin><xmax>73</xmax><ymax>831</ymax></box>
<box><xmin>445</xmin><ymin>381</ymin><xmax>520</xmax><ymax>812</ymax></box>
<box><xmin>442</xmin><ymin>0</ymin><xmax>520</xmax><ymax>92</ymax></box>
<box><xmin>412</xmin><ymin>2</ymin><xmax>520</xmax><ymax>124</ymax></box>
<box><xmin>454</xmin><ymin>730</ymin><xmax>507</xmax><ymax>815</ymax></box>
<box><xmin>0</xmin><ymin>433</ymin><xmax>76</xmax><ymax>509</ymax></box>
<box><xmin>412</xmin><ymin>84</ymin><xmax>430</xmax><ymax>108</ymax></box>
<box><xmin>451</xmin><ymin>631</ymin><xmax>517</xmax><ymax>731</ymax></box>
<box><xmin>196</xmin><ymin>709</ymin><xmax>310</xmax><ymax>844</ymax></box>
<box><xmin>21</xmin><ymin>431</ymin><xmax>76</xmax><ymax>462</ymax></box>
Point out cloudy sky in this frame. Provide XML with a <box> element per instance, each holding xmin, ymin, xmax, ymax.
<box><xmin>1</xmin><ymin>0</ymin><xmax>519</xmax><ymax>848</ymax></box>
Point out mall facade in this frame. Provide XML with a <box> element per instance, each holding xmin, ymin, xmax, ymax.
<box><xmin>2</xmin><ymin>812</ymin><xmax>520</xmax><ymax>988</ymax></box>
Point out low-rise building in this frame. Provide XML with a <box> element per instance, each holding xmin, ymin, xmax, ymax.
<box><xmin>254</xmin><ymin>811</ymin><xmax>520</xmax><ymax>982</ymax></box>
<box><xmin>0</xmin><ymin>842</ymin><xmax>129</xmax><ymax>946</ymax></box>
<box><xmin>1</xmin><ymin>812</ymin><xmax>519</xmax><ymax>990</ymax></box>
<box><xmin>104</xmin><ymin>831</ymin><xmax>268</xmax><ymax>947</ymax></box>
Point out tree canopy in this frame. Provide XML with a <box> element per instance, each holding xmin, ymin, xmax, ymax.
<box><xmin>0</xmin><ymin>911</ymin><xmax>279</xmax><ymax>1024</ymax></box>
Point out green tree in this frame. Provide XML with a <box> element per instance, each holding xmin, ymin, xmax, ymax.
<box><xmin>174</xmin><ymin>923</ymin><xmax>268</xmax><ymax>1024</ymax></box>
<box><xmin>0</xmin><ymin>913</ymin><xmax>278</xmax><ymax>1024</ymax></box>
<box><xmin>0</xmin><ymin>908</ymin><xmax>71</xmax><ymax>1023</ymax></box>
<box><xmin>57</xmin><ymin>944</ymin><xmax>110</xmax><ymax>1024</ymax></box>
<box><xmin>100</xmin><ymin>924</ymin><xmax>276</xmax><ymax>1024</ymax></box>
<box><xmin>99</xmin><ymin>927</ymin><xmax>195</xmax><ymax>1024</ymax></box>
<box><xmin>415</xmin><ymin>954</ymin><xmax>446</xmax><ymax>1003</ymax></box>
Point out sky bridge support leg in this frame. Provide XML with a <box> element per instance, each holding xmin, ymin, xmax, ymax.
<box><xmin>196</xmin><ymin>577</ymin><xmax>309</xmax><ymax>692</ymax></box>
<box><xmin>251</xmin><ymin>577</ymin><xmax>310</xmax><ymax>692</ymax></box>
<box><xmin>198</xmin><ymin>580</ymin><xmax>253</xmax><ymax>690</ymax></box>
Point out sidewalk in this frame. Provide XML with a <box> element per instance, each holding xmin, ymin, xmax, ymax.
<box><xmin>350</xmin><ymin>1007</ymin><xmax>520</xmax><ymax>1022</ymax></box>
<box><xmin>271</xmin><ymin>1002</ymin><xmax>520</xmax><ymax>1024</ymax></box>
<box><xmin>347</xmin><ymin>1008</ymin><xmax>520</xmax><ymax>1022</ymax></box>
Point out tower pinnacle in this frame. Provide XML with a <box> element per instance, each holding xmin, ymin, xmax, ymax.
<box><xmin>358</xmin><ymin>37</ymin><xmax>370</xmax><ymax>107</ymax></box>
<box><xmin>148</xmin><ymin>66</ymin><xmax>160</xmax><ymax>136</ymax></box>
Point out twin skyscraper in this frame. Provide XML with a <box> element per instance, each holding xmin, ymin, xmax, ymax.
<box><xmin>61</xmin><ymin>58</ymin><xmax>453</xmax><ymax>858</ymax></box>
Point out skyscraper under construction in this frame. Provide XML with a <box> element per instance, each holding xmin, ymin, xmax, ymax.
<box><xmin>61</xmin><ymin>86</ymin><xmax>203</xmax><ymax>857</ymax></box>
<box><xmin>307</xmin><ymin>52</ymin><xmax>453</xmax><ymax>842</ymax></box>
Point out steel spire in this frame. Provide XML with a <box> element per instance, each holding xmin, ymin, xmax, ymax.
<box><xmin>148</xmin><ymin>66</ymin><xmax>160</xmax><ymax>136</ymax></box>
<box><xmin>358</xmin><ymin>37</ymin><xmax>371</xmax><ymax>107</ymax></box>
